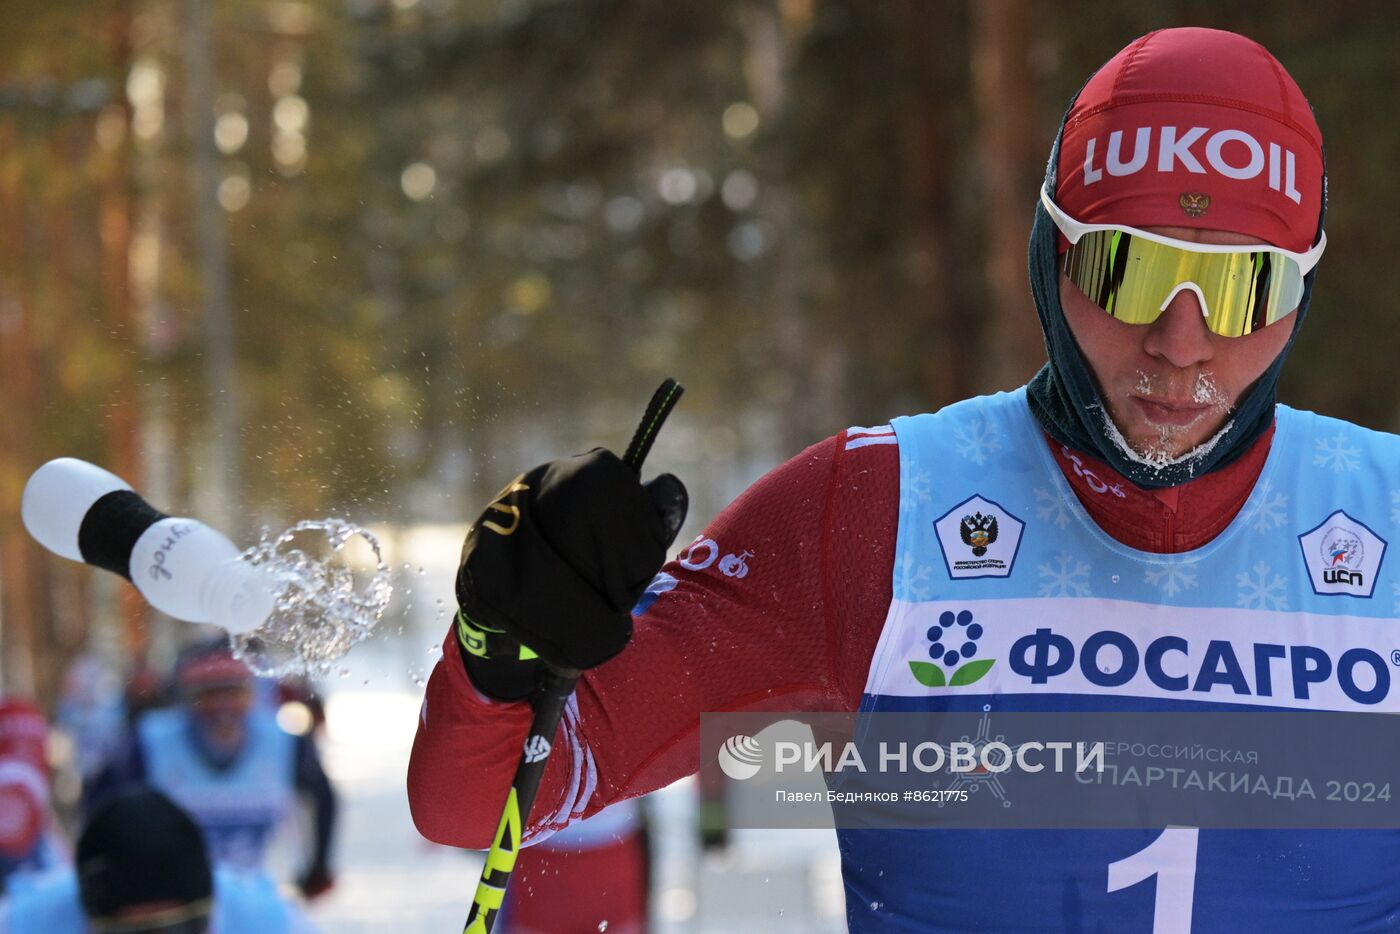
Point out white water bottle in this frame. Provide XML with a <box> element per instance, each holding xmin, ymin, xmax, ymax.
<box><xmin>21</xmin><ymin>458</ymin><xmax>275</xmax><ymax>635</ymax></box>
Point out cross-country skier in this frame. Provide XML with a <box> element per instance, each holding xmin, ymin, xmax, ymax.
<box><xmin>1</xmin><ymin>787</ymin><xmax>315</xmax><ymax>933</ymax></box>
<box><xmin>408</xmin><ymin>27</ymin><xmax>1400</xmax><ymax>931</ymax></box>
<box><xmin>0</xmin><ymin>701</ymin><xmax>58</xmax><ymax>892</ymax></box>
<box><xmin>87</xmin><ymin>644</ymin><xmax>338</xmax><ymax>900</ymax></box>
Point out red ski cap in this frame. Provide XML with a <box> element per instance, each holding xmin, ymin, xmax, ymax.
<box><xmin>177</xmin><ymin>648</ymin><xmax>252</xmax><ymax>692</ymax></box>
<box><xmin>1055</xmin><ymin>28</ymin><xmax>1324</xmax><ymax>253</ymax></box>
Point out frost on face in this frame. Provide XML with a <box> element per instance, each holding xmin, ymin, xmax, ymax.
<box><xmin>1100</xmin><ymin>369</ymin><xmax>1234</xmax><ymax>477</ymax></box>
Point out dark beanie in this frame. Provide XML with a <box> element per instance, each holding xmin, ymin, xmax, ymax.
<box><xmin>76</xmin><ymin>787</ymin><xmax>212</xmax><ymax>919</ymax></box>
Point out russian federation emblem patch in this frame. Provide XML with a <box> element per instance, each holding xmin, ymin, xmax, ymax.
<box><xmin>934</xmin><ymin>495</ymin><xmax>1025</xmax><ymax>580</ymax></box>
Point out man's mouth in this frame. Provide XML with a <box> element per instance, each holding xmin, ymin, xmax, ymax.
<box><xmin>1130</xmin><ymin>395</ymin><xmax>1211</xmax><ymax>427</ymax></box>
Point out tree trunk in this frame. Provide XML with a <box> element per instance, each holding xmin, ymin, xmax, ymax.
<box><xmin>743</xmin><ymin>0</ymin><xmax>834</xmax><ymax>449</ymax></box>
<box><xmin>0</xmin><ymin>117</ymin><xmax>47</xmax><ymax>701</ymax></box>
<box><xmin>970</xmin><ymin>0</ymin><xmax>1045</xmax><ymax>392</ymax></box>
<box><xmin>894</xmin><ymin>0</ymin><xmax>974</xmax><ymax>407</ymax></box>
<box><xmin>186</xmin><ymin>0</ymin><xmax>243</xmax><ymax>536</ymax></box>
<box><xmin>101</xmin><ymin>0</ymin><xmax>148</xmax><ymax>668</ymax></box>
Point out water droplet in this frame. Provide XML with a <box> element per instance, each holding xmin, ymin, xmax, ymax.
<box><xmin>229</xmin><ymin>519</ymin><xmax>393</xmax><ymax>678</ymax></box>
<box><xmin>597</xmin><ymin>923</ymin><xmax>608</xmax><ymax>932</ymax></box>
<box><xmin>1111</xmin><ymin>574</ymin><xmax>1120</xmax><ymax>584</ymax></box>
<box><xmin>870</xmin><ymin>901</ymin><xmax>882</xmax><ymax>911</ymax></box>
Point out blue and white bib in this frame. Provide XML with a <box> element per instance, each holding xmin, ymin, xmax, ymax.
<box><xmin>138</xmin><ymin>709</ymin><xmax>296</xmax><ymax>872</ymax></box>
<box><xmin>841</xmin><ymin>388</ymin><xmax>1400</xmax><ymax>933</ymax></box>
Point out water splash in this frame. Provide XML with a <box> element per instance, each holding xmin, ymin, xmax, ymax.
<box><xmin>229</xmin><ymin>519</ymin><xmax>392</xmax><ymax>677</ymax></box>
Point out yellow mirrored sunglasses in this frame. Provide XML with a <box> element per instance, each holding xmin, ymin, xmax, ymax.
<box><xmin>1041</xmin><ymin>185</ymin><xmax>1325</xmax><ymax>338</ymax></box>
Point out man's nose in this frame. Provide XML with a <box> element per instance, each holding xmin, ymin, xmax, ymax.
<box><xmin>1140</xmin><ymin>283</ymin><xmax>1216</xmax><ymax>369</ymax></box>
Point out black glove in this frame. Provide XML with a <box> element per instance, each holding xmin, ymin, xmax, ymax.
<box><xmin>297</xmin><ymin>862</ymin><xmax>334</xmax><ymax>900</ymax></box>
<box><xmin>455</xmin><ymin>448</ymin><xmax>687</xmax><ymax>701</ymax></box>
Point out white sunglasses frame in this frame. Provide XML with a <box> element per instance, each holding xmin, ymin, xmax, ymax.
<box><xmin>1039</xmin><ymin>184</ymin><xmax>1326</xmax><ymax>277</ymax></box>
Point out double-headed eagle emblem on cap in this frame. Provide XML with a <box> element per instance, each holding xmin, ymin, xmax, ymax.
<box><xmin>1179</xmin><ymin>192</ymin><xmax>1211</xmax><ymax>218</ymax></box>
<box><xmin>959</xmin><ymin>512</ymin><xmax>999</xmax><ymax>557</ymax></box>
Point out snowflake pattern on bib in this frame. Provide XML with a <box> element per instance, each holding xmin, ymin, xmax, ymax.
<box><xmin>847</xmin><ymin>388</ymin><xmax>1400</xmax><ymax>934</ymax></box>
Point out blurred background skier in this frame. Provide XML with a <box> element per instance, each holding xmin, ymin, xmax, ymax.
<box><xmin>0</xmin><ymin>786</ymin><xmax>316</xmax><ymax>933</ymax></box>
<box><xmin>0</xmin><ymin>701</ymin><xmax>58</xmax><ymax>894</ymax></box>
<box><xmin>86</xmin><ymin>642</ymin><xmax>338</xmax><ymax>901</ymax></box>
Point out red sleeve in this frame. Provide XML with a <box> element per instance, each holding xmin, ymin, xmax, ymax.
<box><xmin>407</xmin><ymin>431</ymin><xmax>899</xmax><ymax>849</ymax></box>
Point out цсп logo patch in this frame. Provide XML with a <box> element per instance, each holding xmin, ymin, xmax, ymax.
<box><xmin>1297</xmin><ymin>510</ymin><xmax>1386</xmax><ymax>598</ymax></box>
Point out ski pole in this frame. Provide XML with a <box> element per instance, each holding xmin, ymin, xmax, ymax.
<box><xmin>464</xmin><ymin>378</ymin><xmax>684</xmax><ymax>934</ymax></box>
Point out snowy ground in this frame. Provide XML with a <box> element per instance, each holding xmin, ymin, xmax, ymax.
<box><xmin>304</xmin><ymin>691</ymin><xmax>473</xmax><ymax>932</ymax></box>
<box><xmin>305</xmin><ymin>689</ymin><xmax>846</xmax><ymax>933</ymax></box>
